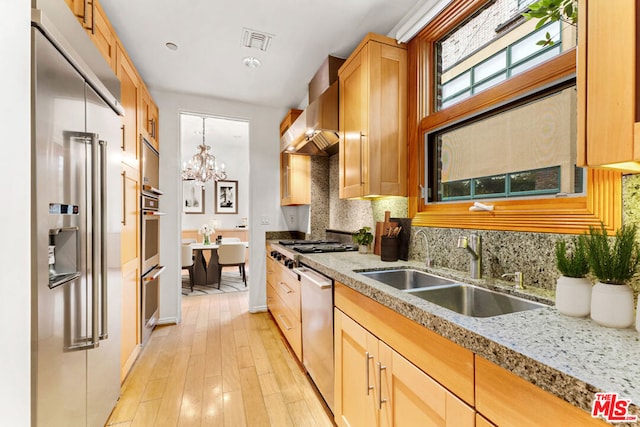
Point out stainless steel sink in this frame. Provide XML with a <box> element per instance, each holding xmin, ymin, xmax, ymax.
<box><xmin>359</xmin><ymin>269</ymin><xmax>458</xmax><ymax>290</ymax></box>
<box><xmin>406</xmin><ymin>284</ymin><xmax>545</xmax><ymax>318</ymax></box>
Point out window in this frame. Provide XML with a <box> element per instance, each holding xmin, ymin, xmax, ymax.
<box><xmin>435</xmin><ymin>0</ymin><xmax>572</xmax><ymax>111</ymax></box>
<box><xmin>407</xmin><ymin>0</ymin><xmax>621</xmax><ymax>234</ymax></box>
<box><xmin>428</xmin><ymin>85</ymin><xmax>584</xmax><ymax>202</ymax></box>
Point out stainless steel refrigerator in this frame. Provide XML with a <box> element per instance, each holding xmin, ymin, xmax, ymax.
<box><xmin>31</xmin><ymin>5</ymin><xmax>123</xmax><ymax>426</ymax></box>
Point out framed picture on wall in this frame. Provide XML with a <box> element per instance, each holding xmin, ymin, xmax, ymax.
<box><xmin>182</xmin><ymin>180</ymin><xmax>204</xmax><ymax>214</ymax></box>
<box><xmin>215</xmin><ymin>180</ymin><xmax>238</xmax><ymax>214</ymax></box>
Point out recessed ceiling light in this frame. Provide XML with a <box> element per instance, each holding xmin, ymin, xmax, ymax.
<box><xmin>165</xmin><ymin>42</ymin><xmax>178</xmax><ymax>51</ymax></box>
<box><xmin>243</xmin><ymin>56</ymin><xmax>261</xmax><ymax>68</ymax></box>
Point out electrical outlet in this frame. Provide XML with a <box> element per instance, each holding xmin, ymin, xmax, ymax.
<box><xmin>289</xmin><ymin>215</ymin><xmax>295</xmax><ymax>224</ymax></box>
<box><xmin>260</xmin><ymin>216</ymin><xmax>270</xmax><ymax>225</ymax></box>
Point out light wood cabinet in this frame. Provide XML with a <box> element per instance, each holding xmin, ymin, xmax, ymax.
<box><xmin>266</xmin><ymin>254</ymin><xmax>302</xmax><ymax>360</ymax></box>
<box><xmin>577</xmin><ymin>0</ymin><xmax>640</xmax><ymax>171</ymax></box>
<box><xmin>475</xmin><ymin>356</ymin><xmax>608</xmax><ymax>426</ymax></box>
<box><xmin>120</xmin><ymin>258</ymin><xmax>141</xmax><ymax>381</ymax></box>
<box><xmin>121</xmin><ymin>163</ymin><xmax>139</xmax><ymax>265</ymax></box>
<box><xmin>338</xmin><ymin>33</ymin><xmax>407</xmax><ymax>199</ymax></box>
<box><xmin>334</xmin><ymin>308</ymin><xmax>379</xmax><ymax>427</ymax></box>
<box><xmin>88</xmin><ymin>0</ymin><xmax>116</xmax><ymax>70</ymax></box>
<box><xmin>140</xmin><ymin>88</ymin><xmax>160</xmax><ymax>150</ymax></box>
<box><xmin>335</xmin><ymin>282</ymin><xmax>475</xmax><ymax>405</ymax></box>
<box><xmin>335</xmin><ymin>309</ymin><xmax>474</xmax><ymax>427</ymax></box>
<box><xmin>116</xmin><ymin>44</ymin><xmax>139</xmax><ymax>169</ymax></box>
<box><xmin>120</xmin><ymin>163</ymin><xmax>140</xmax><ymax>380</ymax></box>
<box><xmin>280</xmin><ymin>152</ymin><xmax>310</xmax><ymax>206</ymax></box>
<box><xmin>65</xmin><ymin>0</ymin><xmax>115</xmax><ymax>71</ymax></box>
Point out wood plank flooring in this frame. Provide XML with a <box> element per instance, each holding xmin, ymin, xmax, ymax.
<box><xmin>107</xmin><ymin>292</ymin><xmax>335</xmax><ymax>427</ymax></box>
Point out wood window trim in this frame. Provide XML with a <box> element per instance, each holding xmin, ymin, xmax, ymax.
<box><xmin>407</xmin><ymin>0</ymin><xmax>621</xmax><ymax>234</ymax></box>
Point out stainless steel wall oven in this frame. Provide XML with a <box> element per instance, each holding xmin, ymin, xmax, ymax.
<box><xmin>140</xmin><ymin>136</ymin><xmax>164</xmax><ymax>344</ymax></box>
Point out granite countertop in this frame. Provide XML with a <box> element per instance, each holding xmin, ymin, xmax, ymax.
<box><xmin>281</xmin><ymin>246</ymin><xmax>640</xmax><ymax>417</ymax></box>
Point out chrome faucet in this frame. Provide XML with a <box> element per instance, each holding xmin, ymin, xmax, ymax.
<box><xmin>502</xmin><ymin>272</ymin><xmax>524</xmax><ymax>289</ymax></box>
<box><xmin>415</xmin><ymin>229</ymin><xmax>433</xmax><ymax>267</ymax></box>
<box><xmin>457</xmin><ymin>234</ymin><xmax>481</xmax><ymax>279</ymax></box>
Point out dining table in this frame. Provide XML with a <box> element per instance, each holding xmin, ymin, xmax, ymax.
<box><xmin>189</xmin><ymin>242</ymin><xmax>249</xmax><ymax>287</ymax></box>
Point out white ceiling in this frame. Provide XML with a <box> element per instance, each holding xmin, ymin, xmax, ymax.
<box><xmin>99</xmin><ymin>0</ymin><xmax>420</xmax><ymax>109</ymax></box>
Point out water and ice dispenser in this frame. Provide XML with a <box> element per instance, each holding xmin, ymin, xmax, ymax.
<box><xmin>48</xmin><ymin>203</ymin><xmax>81</xmax><ymax>289</ymax></box>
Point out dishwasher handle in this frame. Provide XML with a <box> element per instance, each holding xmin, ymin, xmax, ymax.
<box><xmin>294</xmin><ymin>267</ymin><xmax>332</xmax><ymax>289</ymax></box>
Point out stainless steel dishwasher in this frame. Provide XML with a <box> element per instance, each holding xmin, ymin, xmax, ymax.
<box><xmin>296</xmin><ymin>265</ymin><xmax>334</xmax><ymax>413</ymax></box>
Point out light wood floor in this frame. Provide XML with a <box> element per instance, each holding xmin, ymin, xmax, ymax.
<box><xmin>107</xmin><ymin>292</ymin><xmax>335</xmax><ymax>427</ymax></box>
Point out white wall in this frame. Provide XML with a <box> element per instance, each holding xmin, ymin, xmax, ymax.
<box><xmin>0</xmin><ymin>1</ymin><xmax>31</xmax><ymax>423</ymax></box>
<box><xmin>153</xmin><ymin>89</ymin><xmax>287</xmax><ymax>321</ymax></box>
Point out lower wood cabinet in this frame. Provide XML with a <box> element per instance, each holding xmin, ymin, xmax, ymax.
<box><xmin>335</xmin><ymin>308</ymin><xmax>474</xmax><ymax>427</ymax></box>
<box><xmin>475</xmin><ymin>356</ymin><xmax>608</xmax><ymax>427</ymax></box>
<box><xmin>266</xmin><ymin>254</ymin><xmax>302</xmax><ymax>360</ymax></box>
<box><xmin>120</xmin><ymin>258</ymin><xmax>140</xmax><ymax>381</ymax></box>
<box><xmin>334</xmin><ymin>281</ymin><xmax>604</xmax><ymax>426</ymax></box>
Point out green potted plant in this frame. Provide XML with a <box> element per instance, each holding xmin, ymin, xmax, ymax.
<box><xmin>554</xmin><ymin>235</ymin><xmax>591</xmax><ymax>317</ymax></box>
<box><xmin>584</xmin><ymin>223</ymin><xmax>639</xmax><ymax>328</ymax></box>
<box><xmin>353</xmin><ymin>226</ymin><xmax>374</xmax><ymax>254</ymax></box>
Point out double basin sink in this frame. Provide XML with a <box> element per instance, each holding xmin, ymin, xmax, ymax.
<box><xmin>359</xmin><ymin>269</ymin><xmax>545</xmax><ymax>318</ymax></box>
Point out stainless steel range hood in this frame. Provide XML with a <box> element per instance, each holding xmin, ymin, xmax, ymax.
<box><xmin>281</xmin><ymin>56</ymin><xmax>344</xmax><ymax>156</ymax></box>
<box><xmin>281</xmin><ymin>82</ymin><xmax>339</xmax><ymax>156</ymax></box>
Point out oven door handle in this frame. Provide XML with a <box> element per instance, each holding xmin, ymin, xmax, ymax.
<box><xmin>142</xmin><ymin>211</ymin><xmax>166</xmax><ymax>216</ymax></box>
<box><xmin>143</xmin><ymin>265</ymin><xmax>166</xmax><ymax>281</ymax></box>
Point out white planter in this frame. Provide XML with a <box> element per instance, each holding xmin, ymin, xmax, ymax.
<box><xmin>590</xmin><ymin>282</ymin><xmax>634</xmax><ymax>328</ymax></box>
<box><xmin>358</xmin><ymin>244</ymin><xmax>369</xmax><ymax>254</ymax></box>
<box><xmin>555</xmin><ymin>276</ymin><xmax>592</xmax><ymax>317</ymax></box>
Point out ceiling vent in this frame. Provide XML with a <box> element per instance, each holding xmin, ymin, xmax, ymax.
<box><xmin>241</xmin><ymin>28</ymin><xmax>274</xmax><ymax>52</ymax></box>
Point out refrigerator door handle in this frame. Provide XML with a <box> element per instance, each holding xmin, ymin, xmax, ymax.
<box><xmin>89</xmin><ymin>133</ymin><xmax>100</xmax><ymax>349</ymax></box>
<box><xmin>99</xmin><ymin>140</ymin><xmax>109</xmax><ymax>340</ymax></box>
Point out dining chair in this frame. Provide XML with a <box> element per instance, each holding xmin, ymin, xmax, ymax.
<box><xmin>181</xmin><ymin>244</ymin><xmax>195</xmax><ymax>292</ymax></box>
<box><xmin>217</xmin><ymin>242</ymin><xmax>247</xmax><ymax>288</ymax></box>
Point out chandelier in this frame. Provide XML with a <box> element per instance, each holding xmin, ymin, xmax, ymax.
<box><xmin>181</xmin><ymin>116</ymin><xmax>227</xmax><ymax>186</ymax></box>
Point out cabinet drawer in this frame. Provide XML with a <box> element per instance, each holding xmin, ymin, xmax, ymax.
<box><xmin>267</xmin><ymin>281</ymin><xmax>302</xmax><ymax>360</ymax></box>
<box><xmin>273</xmin><ymin>267</ymin><xmax>301</xmax><ymax>318</ymax></box>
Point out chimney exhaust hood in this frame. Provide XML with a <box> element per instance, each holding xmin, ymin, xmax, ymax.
<box><xmin>281</xmin><ymin>56</ymin><xmax>345</xmax><ymax>156</ymax></box>
<box><xmin>281</xmin><ymin>82</ymin><xmax>339</xmax><ymax>156</ymax></box>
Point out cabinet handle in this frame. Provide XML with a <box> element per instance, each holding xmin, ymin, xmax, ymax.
<box><xmin>121</xmin><ymin>171</ymin><xmax>126</xmax><ymax>226</ymax></box>
<box><xmin>90</xmin><ymin>0</ymin><xmax>95</xmax><ymax>34</ymax></box>
<box><xmin>120</xmin><ymin>124</ymin><xmax>125</xmax><ymax>151</ymax></box>
<box><xmin>378</xmin><ymin>362</ymin><xmax>387</xmax><ymax>409</ymax></box>
<box><xmin>359</xmin><ymin>132</ymin><xmax>366</xmax><ymax>186</ymax></box>
<box><xmin>81</xmin><ymin>0</ymin><xmax>90</xmax><ymax>28</ymax></box>
<box><xmin>365</xmin><ymin>351</ymin><xmax>374</xmax><ymax>396</ymax></box>
<box><xmin>278</xmin><ymin>314</ymin><xmax>293</xmax><ymax>330</ymax></box>
<box><xmin>278</xmin><ymin>282</ymin><xmax>293</xmax><ymax>294</ymax></box>
<box><xmin>148</xmin><ymin>118</ymin><xmax>156</xmax><ymax>139</ymax></box>
<box><xmin>285</xmin><ymin>165</ymin><xmax>290</xmax><ymax>198</ymax></box>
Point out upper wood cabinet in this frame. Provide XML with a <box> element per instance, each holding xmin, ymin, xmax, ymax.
<box><xmin>279</xmin><ymin>110</ymin><xmax>310</xmax><ymax>206</ymax></box>
<box><xmin>338</xmin><ymin>33</ymin><xmax>407</xmax><ymax>199</ymax></box>
<box><xmin>116</xmin><ymin>44</ymin><xmax>140</xmax><ymax>169</ymax></box>
<box><xmin>577</xmin><ymin>0</ymin><xmax>640</xmax><ymax>171</ymax></box>
<box><xmin>140</xmin><ymin>88</ymin><xmax>160</xmax><ymax>150</ymax></box>
<box><xmin>280</xmin><ymin>152</ymin><xmax>310</xmax><ymax>206</ymax></box>
<box><xmin>65</xmin><ymin>0</ymin><xmax>116</xmax><ymax>71</ymax></box>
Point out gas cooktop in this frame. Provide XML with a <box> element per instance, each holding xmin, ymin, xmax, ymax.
<box><xmin>292</xmin><ymin>244</ymin><xmax>358</xmax><ymax>254</ymax></box>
